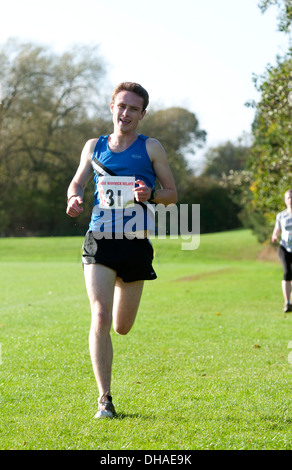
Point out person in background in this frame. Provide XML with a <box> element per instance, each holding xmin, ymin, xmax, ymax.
<box><xmin>272</xmin><ymin>189</ymin><xmax>292</xmax><ymax>313</ymax></box>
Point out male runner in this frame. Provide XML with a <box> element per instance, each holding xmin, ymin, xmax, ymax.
<box><xmin>66</xmin><ymin>82</ymin><xmax>177</xmax><ymax>418</ymax></box>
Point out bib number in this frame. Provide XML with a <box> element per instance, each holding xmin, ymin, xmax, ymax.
<box><xmin>98</xmin><ymin>176</ymin><xmax>135</xmax><ymax>209</ymax></box>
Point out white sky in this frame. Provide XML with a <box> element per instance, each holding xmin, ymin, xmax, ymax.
<box><xmin>0</xmin><ymin>0</ymin><xmax>289</xmax><ymax>166</ymax></box>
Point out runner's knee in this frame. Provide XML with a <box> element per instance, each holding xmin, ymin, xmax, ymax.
<box><xmin>113</xmin><ymin>320</ymin><xmax>132</xmax><ymax>336</ymax></box>
<box><xmin>90</xmin><ymin>304</ymin><xmax>112</xmax><ymax>334</ymax></box>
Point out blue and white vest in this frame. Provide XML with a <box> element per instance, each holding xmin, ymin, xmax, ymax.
<box><xmin>89</xmin><ymin>135</ymin><xmax>156</xmax><ymax>236</ymax></box>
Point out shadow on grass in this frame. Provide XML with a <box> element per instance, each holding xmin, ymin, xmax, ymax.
<box><xmin>114</xmin><ymin>412</ymin><xmax>156</xmax><ymax>420</ymax></box>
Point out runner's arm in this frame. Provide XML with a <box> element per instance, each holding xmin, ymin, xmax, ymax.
<box><xmin>145</xmin><ymin>138</ymin><xmax>177</xmax><ymax>205</ymax></box>
<box><xmin>272</xmin><ymin>226</ymin><xmax>281</xmax><ymax>243</ymax></box>
<box><xmin>66</xmin><ymin>138</ymin><xmax>97</xmax><ymax>217</ymax></box>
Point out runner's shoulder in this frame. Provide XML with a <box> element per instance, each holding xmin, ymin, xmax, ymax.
<box><xmin>85</xmin><ymin>138</ymin><xmax>99</xmax><ymax>152</ymax></box>
<box><xmin>146</xmin><ymin>137</ymin><xmax>166</xmax><ymax>160</ymax></box>
<box><xmin>81</xmin><ymin>138</ymin><xmax>99</xmax><ymax>162</ymax></box>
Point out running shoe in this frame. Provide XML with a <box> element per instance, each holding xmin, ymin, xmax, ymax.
<box><xmin>94</xmin><ymin>392</ymin><xmax>116</xmax><ymax>419</ymax></box>
<box><xmin>284</xmin><ymin>302</ymin><xmax>292</xmax><ymax>313</ymax></box>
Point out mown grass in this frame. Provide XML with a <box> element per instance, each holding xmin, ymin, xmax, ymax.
<box><xmin>1</xmin><ymin>230</ymin><xmax>292</xmax><ymax>450</ymax></box>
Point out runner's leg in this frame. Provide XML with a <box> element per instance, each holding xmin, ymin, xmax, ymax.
<box><xmin>84</xmin><ymin>263</ymin><xmax>116</xmax><ymax>396</ymax></box>
<box><xmin>282</xmin><ymin>280</ymin><xmax>292</xmax><ymax>304</ymax></box>
<box><xmin>113</xmin><ymin>278</ymin><xmax>144</xmax><ymax>335</ymax></box>
<box><xmin>278</xmin><ymin>245</ymin><xmax>292</xmax><ymax>305</ymax></box>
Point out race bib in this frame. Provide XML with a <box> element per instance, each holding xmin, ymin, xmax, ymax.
<box><xmin>97</xmin><ymin>176</ymin><xmax>135</xmax><ymax>209</ymax></box>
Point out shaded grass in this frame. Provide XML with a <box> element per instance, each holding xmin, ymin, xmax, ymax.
<box><xmin>1</xmin><ymin>230</ymin><xmax>292</xmax><ymax>450</ymax></box>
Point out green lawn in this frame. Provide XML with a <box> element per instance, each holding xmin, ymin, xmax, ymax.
<box><xmin>1</xmin><ymin>230</ymin><xmax>292</xmax><ymax>450</ymax></box>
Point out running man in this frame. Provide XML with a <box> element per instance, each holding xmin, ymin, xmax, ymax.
<box><xmin>272</xmin><ymin>189</ymin><xmax>292</xmax><ymax>313</ymax></box>
<box><xmin>66</xmin><ymin>82</ymin><xmax>177</xmax><ymax>418</ymax></box>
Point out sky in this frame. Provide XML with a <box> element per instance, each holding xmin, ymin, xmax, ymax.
<box><xmin>0</xmin><ymin>0</ymin><xmax>290</xmax><ymax>169</ymax></box>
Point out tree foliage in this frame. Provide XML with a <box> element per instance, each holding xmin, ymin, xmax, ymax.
<box><xmin>179</xmin><ymin>174</ymin><xmax>242</xmax><ymax>234</ymax></box>
<box><xmin>258</xmin><ymin>0</ymin><xmax>292</xmax><ymax>33</ymax></box>
<box><xmin>0</xmin><ymin>39</ymin><xmax>111</xmax><ymax>235</ymax></box>
<box><xmin>202</xmin><ymin>139</ymin><xmax>250</xmax><ymax>180</ymax></box>
<box><xmin>193</xmin><ymin>138</ymin><xmax>253</xmax><ymax>233</ymax></box>
<box><xmin>242</xmin><ymin>1</ymin><xmax>292</xmax><ymax>241</ymax></box>
<box><xmin>247</xmin><ymin>51</ymin><xmax>292</xmax><ymax>236</ymax></box>
<box><xmin>140</xmin><ymin>107</ymin><xmax>206</xmax><ymax>195</ymax></box>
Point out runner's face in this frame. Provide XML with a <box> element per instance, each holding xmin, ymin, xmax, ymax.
<box><xmin>285</xmin><ymin>191</ymin><xmax>292</xmax><ymax>210</ymax></box>
<box><xmin>110</xmin><ymin>91</ymin><xmax>146</xmax><ymax>133</ymax></box>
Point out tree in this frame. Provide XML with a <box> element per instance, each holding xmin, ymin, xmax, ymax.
<box><xmin>0</xmin><ymin>39</ymin><xmax>111</xmax><ymax>235</ymax></box>
<box><xmin>139</xmin><ymin>107</ymin><xmax>206</xmax><ymax>196</ymax></box>
<box><xmin>258</xmin><ymin>0</ymin><xmax>292</xmax><ymax>33</ymax></box>
<box><xmin>179</xmin><ymin>175</ymin><xmax>242</xmax><ymax>234</ymax></box>
<box><xmin>202</xmin><ymin>138</ymin><xmax>251</xmax><ymax>180</ymax></box>
<box><xmin>244</xmin><ymin>1</ymin><xmax>292</xmax><ymax>241</ymax></box>
<box><xmin>247</xmin><ymin>51</ymin><xmax>292</xmax><ymax>237</ymax></box>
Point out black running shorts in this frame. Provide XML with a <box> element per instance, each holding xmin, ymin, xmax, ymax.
<box><xmin>82</xmin><ymin>231</ymin><xmax>157</xmax><ymax>282</ymax></box>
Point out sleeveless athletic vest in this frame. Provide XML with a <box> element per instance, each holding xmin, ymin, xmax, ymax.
<box><xmin>89</xmin><ymin>134</ymin><xmax>156</xmax><ymax>235</ymax></box>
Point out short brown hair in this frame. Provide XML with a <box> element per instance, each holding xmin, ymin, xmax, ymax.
<box><xmin>111</xmin><ymin>82</ymin><xmax>149</xmax><ymax>112</ymax></box>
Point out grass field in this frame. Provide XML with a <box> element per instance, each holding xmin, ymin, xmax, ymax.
<box><xmin>1</xmin><ymin>229</ymin><xmax>292</xmax><ymax>450</ymax></box>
